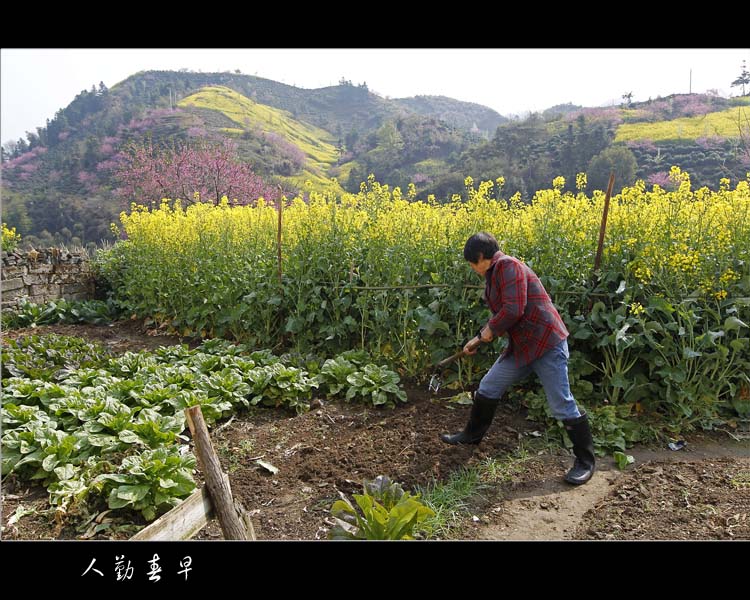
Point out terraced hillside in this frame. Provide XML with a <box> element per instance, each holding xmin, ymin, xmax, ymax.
<box><xmin>179</xmin><ymin>86</ymin><xmax>344</xmax><ymax>194</ymax></box>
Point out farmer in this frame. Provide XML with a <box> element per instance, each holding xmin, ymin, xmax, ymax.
<box><xmin>440</xmin><ymin>232</ymin><xmax>595</xmax><ymax>485</ymax></box>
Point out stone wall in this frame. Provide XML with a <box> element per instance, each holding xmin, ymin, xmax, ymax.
<box><xmin>1</xmin><ymin>248</ymin><xmax>95</xmax><ymax>310</ymax></box>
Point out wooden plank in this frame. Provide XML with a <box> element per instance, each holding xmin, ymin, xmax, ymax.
<box><xmin>132</xmin><ymin>478</ymin><xmax>219</xmax><ymax>541</ymax></box>
<box><xmin>132</xmin><ymin>472</ymin><xmax>248</xmax><ymax>541</ymax></box>
<box><xmin>186</xmin><ymin>406</ymin><xmax>253</xmax><ymax>540</ymax></box>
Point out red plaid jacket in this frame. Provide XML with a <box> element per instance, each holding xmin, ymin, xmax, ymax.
<box><xmin>484</xmin><ymin>251</ymin><xmax>569</xmax><ymax>367</ymax></box>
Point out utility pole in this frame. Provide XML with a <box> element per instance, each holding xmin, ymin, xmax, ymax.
<box><xmin>689</xmin><ymin>69</ymin><xmax>692</xmax><ymax>94</ymax></box>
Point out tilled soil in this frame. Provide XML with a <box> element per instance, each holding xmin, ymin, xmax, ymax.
<box><xmin>1</xmin><ymin>319</ymin><xmax>195</xmax><ymax>354</ymax></box>
<box><xmin>196</xmin><ymin>390</ymin><xmax>533</xmax><ymax>541</ymax></box>
<box><xmin>576</xmin><ymin>456</ymin><xmax>750</xmax><ymax>540</ymax></box>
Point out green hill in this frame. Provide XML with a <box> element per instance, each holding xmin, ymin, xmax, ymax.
<box><xmin>392</xmin><ymin>95</ymin><xmax>506</xmax><ymax>138</ymax></box>
<box><xmin>615</xmin><ymin>105</ymin><xmax>750</xmax><ymax>142</ymax></box>
<box><xmin>1</xmin><ymin>71</ymin><xmax>500</xmax><ymax>245</ymax></box>
<box><xmin>426</xmin><ymin>93</ymin><xmax>750</xmax><ymax>200</ymax></box>
<box><xmin>179</xmin><ymin>86</ymin><xmax>343</xmax><ymax>193</ymax></box>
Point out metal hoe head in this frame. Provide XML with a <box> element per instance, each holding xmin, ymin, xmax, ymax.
<box><xmin>428</xmin><ymin>347</ymin><xmax>467</xmax><ymax>394</ymax></box>
<box><xmin>427</xmin><ymin>348</ymin><xmax>465</xmax><ymax>394</ymax></box>
<box><xmin>428</xmin><ymin>373</ymin><xmax>442</xmax><ymax>394</ymax></box>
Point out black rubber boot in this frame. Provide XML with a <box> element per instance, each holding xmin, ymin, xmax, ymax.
<box><xmin>440</xmin><ymin>392</ymin><xmax>499</xmax><ymax>445</ymax></box>
<box><xmin>563</xmin><ymin>412</ymin><xmax>596</xmax><ymax>485</ymax></box>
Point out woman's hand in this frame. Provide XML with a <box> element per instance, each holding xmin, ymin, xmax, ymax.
<box><xmin>464</xmin><ymin>326</ymin><xmax>494</xmax><ymax>355</ymax></box>
<box><xmin>463</xmin><ymin>336</ymin><xmax>481</xmax><ymax>355</ymax></box>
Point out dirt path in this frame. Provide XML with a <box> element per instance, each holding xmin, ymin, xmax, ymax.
<box><xmin>477</xmin><ymin>466</ymin><xmax>619</xmax><ymax>540</ymax></box>
<box><xmin>474</xmin><ymin>439</ymin><xmax>750</xmax><ymax>540</ymax></box>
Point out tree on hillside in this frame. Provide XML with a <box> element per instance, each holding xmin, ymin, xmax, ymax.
<box><xmin>377</xmin><ymin>121</ymin><xmax>405</xmax><ymax>155</ymax></box>
<box><xmin>115</xmin><ymin>139</ymin><xmax>276</xmax><ymax>205</ymax></box>
<box><xmin>587</xmin><ymin>146</ymin><xmax>637</xmax><ymax>192</ymax></box>
<box><xmin>345</xmin><ymin>129</ymin><xmax>360</xmax><ymax>153</ymax></box>
<box><xmin>1</xmin><ymin>140</ymin><xmax>17</xmax><ymax>161</ymax></box>
<box><xmin>559</xmin><ymin>124</ymin><xmax>576</xmax><ymax>183</ymax></box>
<box><xmin>0</xmin><ymin>187</ymin><xmax>33</xmax><ymax>235</ymax></box>
<box><xmin>732</xmin><ymin>60</ymin><xmax>750</xmax><ymax>96</ymax></box>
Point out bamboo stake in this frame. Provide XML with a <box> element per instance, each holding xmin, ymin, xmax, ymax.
<box><xmin>277</xmin><ymin>189</ymin><xmax>283</xmax><ymax>288</ymax></box>
<box><xmin>593</xmin><ymin>172</ymin><xmax>616</xmax><ymax>274</ymax></box>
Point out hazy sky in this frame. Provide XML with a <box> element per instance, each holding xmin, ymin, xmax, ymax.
<box><xmin>2</xmin><ymin>48</ymin><xmax>749</xmax><ymax>145</ymax></box>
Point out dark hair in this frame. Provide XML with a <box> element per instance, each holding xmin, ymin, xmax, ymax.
<box><xmin>463</xmin><ymin>232</ymin><xmax>499</xmax><ymax>263</ymax></box>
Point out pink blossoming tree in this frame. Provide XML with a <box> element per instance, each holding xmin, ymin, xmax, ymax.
<box><xmin>115</xmin><ymin>138</ymin><xmax>276</xmax><ymax>205</ymax></box>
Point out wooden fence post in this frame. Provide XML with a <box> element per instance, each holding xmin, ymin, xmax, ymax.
<box><xmin>185</xmin><ymin>406</ymin><xmax>254</xmax><ymax>540</ymax></box>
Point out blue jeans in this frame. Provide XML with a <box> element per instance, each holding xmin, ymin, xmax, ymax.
<box><xmin>477</xmin><ymin>339</ymin><xmax>581</xmax><ymax>421</ymax></box>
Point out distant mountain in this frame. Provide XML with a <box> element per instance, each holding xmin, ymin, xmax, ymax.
<box><xmin>2</xmin><ymin>70</ymin><xmax>748</xmax><ymax>249</ymax></box>
<box><xmin>392</xmin><ymin>95</ymin><xmax>506</xmax><ymax>138</ymax></box>
<box><xmin>0</xmin><ymin>71</ymin><xmax>497</xmax><ymax>246</ymax></box>
<box><xmin>542</xmin><ymin>103</ymin><xmax>583</xmax><ymax>119</ymax></box>
<box><xmin>430</xmin><ymin>93</ymin><xmax>750</xmax><ymax>199</ymax></box>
